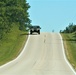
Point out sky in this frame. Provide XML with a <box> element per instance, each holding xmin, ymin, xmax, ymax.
<box><xmin>27</xmin><ymin>0</ymin><xmax>76</xmax><ymax>32</ymax></box>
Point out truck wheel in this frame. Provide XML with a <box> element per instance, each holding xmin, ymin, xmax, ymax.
<box><xmin>38</xmin><ymin>30</ymin><xmax>40</xmax><ymax>34</ymax></box>
<box><xmin>30</xmin><ymin>31</ymin><xmax>32</xmax><ymax>34</ymax></box>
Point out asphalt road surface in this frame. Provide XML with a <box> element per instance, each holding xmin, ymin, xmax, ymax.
<box><xmin>0</xmin><ymin>33</ymin><xmax>76</xmax><ymax>75</ymax></box>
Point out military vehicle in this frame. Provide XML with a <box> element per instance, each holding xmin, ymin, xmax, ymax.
<box><xmin>29</xmin><ymin>26</ymin><xmax>41</xmax><ymax>34</ymax></box>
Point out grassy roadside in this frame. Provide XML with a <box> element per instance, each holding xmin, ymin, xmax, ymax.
<box><xmin>0</xmin><ymin>25</ymin><xmax>28</xmax><ymax>66</ymax></box>
<box><xmin>61</xmin><ymin>33</ymin><xmax>76</xmax><ymax>70</ymax></box>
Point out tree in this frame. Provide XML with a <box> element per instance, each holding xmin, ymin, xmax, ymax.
<box><xmin>61</xmin><ymin>23</ymin><xmax>76</xmax><ymax>33</ymax></box>
<box><xmin>0</xmin><ymin>0</ymin><xmax>31</xmax><ymax>39</ymax></box>
<box><xmin>73</xmin><ymin>25</ymin><xmax>76</xmax><ymax>32</ymax></box>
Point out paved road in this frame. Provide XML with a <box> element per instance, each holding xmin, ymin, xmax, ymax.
<box><xmin>0</xmin><ymin>33</ymin><xmax>75</xmax><ymax>75</ymax></box>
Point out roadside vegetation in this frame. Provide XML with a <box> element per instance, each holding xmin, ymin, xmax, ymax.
<box><xmin>60</xmin><ymin>23</ymin><xmax>76</xmax><ymax>70</ymax></box>
<box><xmin>0</xmin><ymin>0</ymin><xmax>31</xmax><ymax>65</ymax></box>
<box><xmin>0</xmin><ymin>25</ymin><xmax>28</xmax><ymax>65</ymax></box>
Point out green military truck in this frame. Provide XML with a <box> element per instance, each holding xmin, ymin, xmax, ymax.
<box><xmin>29</xmin><ymin>26</ymin><xmax>41</xmax><ymax>34</ymax></box>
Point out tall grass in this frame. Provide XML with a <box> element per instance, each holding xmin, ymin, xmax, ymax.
<box><xmin>61</xmin><ymin>33</ymin><xmax>76</xmax><ymax>70</ymax></box>
<box><xmin>0</xmin><ymin>25</ymin><xmax>28</xmax><ymax>65</ymax></box>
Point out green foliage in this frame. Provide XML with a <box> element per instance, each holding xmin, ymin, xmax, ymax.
<box><xmin>61</xmin><ymin>33</ymin><xmax>76</xmax><ymax>69</ymax></box>
<box><xmin>60</xmin><ymin>23</ymin><xmax>76</xmax><ymax>38</ymax></box>
<box><xmin>0</xmin><ymin>0</ymin><xmax>31</xmax><ymax>39</ymax></box>
<box><xmin>61</xmin><ymin>23</ymin><xmax>76</xmax><ymax>33</ymax></box>
<box><xmin>0</xmin><ymin>24</ymin><xmax>28</xmax><ymax>65</ymax></box>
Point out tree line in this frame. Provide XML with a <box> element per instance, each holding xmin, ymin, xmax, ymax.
<box><xmin>60</xmin><ymin>23</ymin><xmax>76</xmax><ymax>33</ymax></box>
<box><xmin>0</xmin><ymin>0</ymin><xmax>31</xmax><ymax>39</ymax></box>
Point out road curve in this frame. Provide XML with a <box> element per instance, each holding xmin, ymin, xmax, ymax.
<box><xmin>0</xmin><ymin>32</ymin><xmax>75</xmax><ymax>75</ymax></box>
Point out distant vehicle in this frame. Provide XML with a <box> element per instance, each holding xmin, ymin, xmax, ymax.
<box><xmin>29</xmin><ymin>26</ymin><xmax>41</xmax><ymax>34</ymax></box>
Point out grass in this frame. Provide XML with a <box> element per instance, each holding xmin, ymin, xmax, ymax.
<box><xmin>0</xmin><ymin>25</ymin><xmax>28</xmax><ymax>66</ymax></box>
<box><xmin>61</xmin><ymin>32</ymin><xmax>76</xmax><ymax>70</ymax></box>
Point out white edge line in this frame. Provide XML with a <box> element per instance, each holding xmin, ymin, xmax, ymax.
<box><xmin>59</xmin><ymin>33</ymin><xmax>76</xmax><ymax>75</ymax></box>
<box><xmin>0</xmin><ymin>35</ymin><xmax>30</xmax><ymax>69</ymax></box>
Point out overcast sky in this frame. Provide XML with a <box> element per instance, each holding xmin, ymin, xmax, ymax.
<box><xmin>27</xmin><ymin>0</ymin><xmax>76</xmax><ymax>32</ymax></box>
